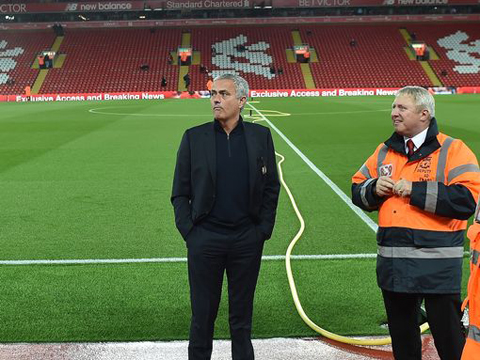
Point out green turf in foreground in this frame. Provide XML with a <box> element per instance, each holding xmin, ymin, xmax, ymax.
<box><xmin>0</xmin><ymin>259</ymin><xmax>470</xmax><ymax>342</ymax></box>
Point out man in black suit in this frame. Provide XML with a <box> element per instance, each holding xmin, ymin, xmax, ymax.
<box><xmin>171</xmin><ymin>73</ymin><xmax>280</xmax><ymax>360</ymax></box>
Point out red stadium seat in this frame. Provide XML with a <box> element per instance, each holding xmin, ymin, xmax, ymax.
<box><xmin>407</xmin><ymin>24</ymin><xmax>480</xmax><ymax>87</ymax></box>
<box><xmin>189</xmin><ymin>27</ymin><xmax>305</xmax><ymax>91</ymax></box>
<box><xmin>301</xmin><ymin>25</ymin><xmax>433</xmax><ymax>89</ymax></box>
<box><xmin>40</xmin><ymin>28</ymin><xmax>182</xmax><ymax>94</ymax></box>
<box><xmin>3</xmin><ymin>24</ymin><xmax>478</xmax><ymax>96</ymax></box>
<box><xmin>0</xmin><ymin>31</ymin><xmax>56</xmax><ymax>95</ymax></box>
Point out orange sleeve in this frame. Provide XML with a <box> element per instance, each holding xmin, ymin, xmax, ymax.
<box><xmin>446</xmin><ymin>140</ymin><xmax>480</xmax><ymax>205</ymax></box>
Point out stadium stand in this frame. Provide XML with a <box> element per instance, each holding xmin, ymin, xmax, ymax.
<box><xmin>407</xmin><ymin>23</ymin><xmax>480</xmax><ymax>87</ymax></box>
<box><xmin>301</xmin><ymin>25</ymin><xmax>435</xmax><ymax>89</ymax></box>
<box><xmin>2</xmin><ymin>24</ymin><xmax>479</xmax><ymax>95</ymax></box>
<box><xmin>0</xmin><ymin>30</ymin><xmax>56</xmax><ymax>95</ymax></box>
<box><xmin>40</xmin><ymin>28</ymin><xmax>181</xmax><ymax>94</ymax></box>
<box><xmin>189</xmin><ymin>27</ymin><xmax>305</xmax><ymax>91</ymax></box>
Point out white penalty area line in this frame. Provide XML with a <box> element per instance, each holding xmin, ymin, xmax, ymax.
<box><xmin>247</xmin><ymin>103</ymin><xmax>378</xmax><ymax>233</ymax></box>
<box><xmin>0</xmin><ymin>254</ymin><xmax>379</xmax><ymax>266</ymax></box>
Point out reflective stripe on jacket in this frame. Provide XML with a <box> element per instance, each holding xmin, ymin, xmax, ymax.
<box><xmin>462</xmin><ymin>222</ymin><xmax>480</xmax><ymax>359</ymax></box>
<box><xmin>352</xmin><ymin>118</ymin><xmax>480</xmax><ymax>293</ymax></box>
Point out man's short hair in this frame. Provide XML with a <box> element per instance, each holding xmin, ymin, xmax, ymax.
<box><xmin>396</xmin><ymin>86</ymin><xmax>435</xmax><ymax>118</ymax></box>
<box><xmin>214</xmin><ymin>73</ymin><xmax>249</xmax><ymax>108</ymax></box>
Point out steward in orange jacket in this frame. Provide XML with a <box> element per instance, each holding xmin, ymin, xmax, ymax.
<box><xmin>462</xmin><ymin>202</ymin><xmax>480</xmax><ymax>359</ymax></box>
<box><xmin>352</xmin><ymin>86</ymin><xmax>480</xmax><ymax>360</ymax></box>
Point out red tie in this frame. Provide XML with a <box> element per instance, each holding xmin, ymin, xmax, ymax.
<box><xmin>407</xmin><ymin>139</ymin><xmax>415</xmax><ymax>157</ymax></box>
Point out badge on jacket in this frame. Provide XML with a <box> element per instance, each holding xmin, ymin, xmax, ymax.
<box><xmin>262</xmin><ymin>165</ymin><xmax>267</xmax><ymax>175</ymax></box>
<box><xmin>379</xmin><ymin>164</ymin><xmax>393</xmax><ymax>177</ymax></box>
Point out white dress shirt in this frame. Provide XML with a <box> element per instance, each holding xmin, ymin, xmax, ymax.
<box><xmin>404</xmin><ymin>127</ymin><xmax>428</xmax><ymax>154</ymax></box>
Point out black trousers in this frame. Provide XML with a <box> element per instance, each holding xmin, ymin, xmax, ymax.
<box><xmin>186</xmin><ymin>223</ymin><xmax>264</xmax><ymax>360</ymax></box>
<box><xmin>382</xmin><ymin>290</ymin><xmax>465</xmax><ymax>360</ymax></box>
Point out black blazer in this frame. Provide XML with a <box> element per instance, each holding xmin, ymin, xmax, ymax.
<box><xmin>171</xmin><ymin>119</ymin><xmax>280</xmax><ymax>240</ymax></box>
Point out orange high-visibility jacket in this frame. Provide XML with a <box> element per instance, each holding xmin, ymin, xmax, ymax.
<box><xmin>462</xmin><ymin>205</ymin><xmax>480</xmax><ymax>359</ymax></box>
<box><xmin>352</xmin><ymin>118</ymin><xmax>480</xmax><ymax>293</ymax></box>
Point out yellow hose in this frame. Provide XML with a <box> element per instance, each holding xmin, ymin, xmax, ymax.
<box><xmin>275</xmin><ymin>151</ymin><xmax>430</xmax><ymax>346</ymax></box>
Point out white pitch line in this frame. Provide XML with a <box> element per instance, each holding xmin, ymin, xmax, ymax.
<box><xmin>247</xmin><ymin>103</ymin><xmax>378</xmax><ymax>233</ymax></box>
<box><xmin>0</xmin><ymin>254</ymin><xmax>380</xmax><ymax>266</ymax></box>
<box><xmin>0</xmin><ymin>252</ymin><xmax>469</xmax><ymax>265</ymax></box>
<box><xmin>0</xmin><ymin>258</ymin><xmax>187</xmax><ymax>266</ymax></box>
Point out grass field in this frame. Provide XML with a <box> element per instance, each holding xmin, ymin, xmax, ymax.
<box><xmin>0</xmin><ymin>94</ymin><xmax>479</xmax><ymax>342</ymax></box>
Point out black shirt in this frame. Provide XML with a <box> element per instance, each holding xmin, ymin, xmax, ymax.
<box><xmin>205</xmin><ymin>118</ymin><xmax>250</xmax><ymax>229</ymax></box>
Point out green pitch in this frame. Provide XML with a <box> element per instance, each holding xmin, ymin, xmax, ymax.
<box><xmin>0</xmin><ymin>95</ymin><xmax>478</xmax><ymax>342</ymax></box>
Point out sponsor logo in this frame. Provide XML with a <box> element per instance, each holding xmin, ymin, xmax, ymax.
<box><xmin>166</xmin><ymin>0</ymin><xmax>247</xmax><ymax>9</ymax></box>
<box><xmin>382</xmin><ymin>0</ymin><xmax>448</xmax><ymax>4</ymax></box>
<box><xmin>65</xmin><ymin>2</ymin><xmax>133</xmax><ymax>12</ymax></box>
<box><xmin>0</xmin><ymin>4</ymin><xmax>27</xmax><ymax>13</ymax></box>
<box><xmin>97</xmin><ymin>2</ymin><xmax>133</xmax><ymax>11</ymax></box>
<box><xmin>65</xmin><ymin>3</ymin><xmax>78</xmax><ymax>11</ymax></box>
<box><xmin>299</xmin><ymin>0</ymin><xmax>351</xmax><ymax>7</ymax></box>
<box><xmin>414</xmin><ymin>0</ymin><xmax>448</xmax><ymax>4</ymax></box>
